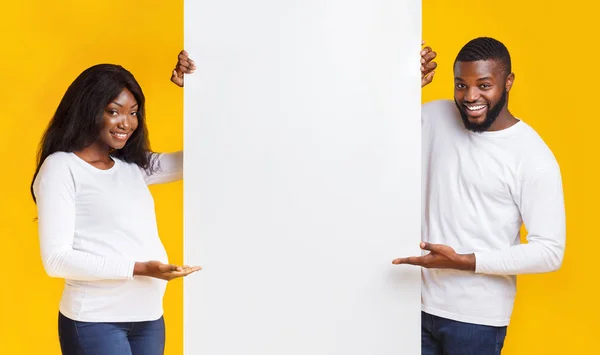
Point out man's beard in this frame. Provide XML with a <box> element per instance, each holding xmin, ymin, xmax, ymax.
<box><xmin>454</xmin><ymin>89</ymin><xmax>507</xmax><ymax>133</ymax></box>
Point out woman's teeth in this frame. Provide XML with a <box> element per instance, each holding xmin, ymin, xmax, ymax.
<box><xmin>111</xmin><ymin>132</ymin><xmax>127</xmax><ymax>139</ymax></box>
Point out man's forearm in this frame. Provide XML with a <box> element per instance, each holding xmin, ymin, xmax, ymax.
<box><xmin>474</xmin><ymin>240</ymin><xmax>564</xmax><ymax>275</ymax></box>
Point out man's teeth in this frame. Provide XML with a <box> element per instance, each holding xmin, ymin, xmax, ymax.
<box><xmin>466</xmin><ymin>105</ymin><xmax>486</xmax><ymax>111</ymax></box>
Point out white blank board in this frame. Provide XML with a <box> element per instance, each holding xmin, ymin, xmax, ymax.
<box><xmin>184</xmin><ymin>1</ymin><xmax>422</xmax><ymax>354</ymax></box>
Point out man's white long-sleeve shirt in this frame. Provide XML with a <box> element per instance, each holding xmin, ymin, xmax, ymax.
<box><xmin>421</xmin><ymin>100</ymin><xmax>566</xmax><ymax>326</ymax></box>
<box><xmin>33</xmin><ymin>151</ymin><xmax>182</xmax><ymax>322</ymax></box>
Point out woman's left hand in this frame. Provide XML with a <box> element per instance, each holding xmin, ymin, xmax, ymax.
<box><xmin>171</xmin><ymin>50</ymin><xmax>196</xmax><ymax>87</ymax></box>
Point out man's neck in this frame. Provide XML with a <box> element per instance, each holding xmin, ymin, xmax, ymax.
<box><xmin>488</xmin><ymin>110</ymin><xmax>519</xmax><ymax>132</ymax></box>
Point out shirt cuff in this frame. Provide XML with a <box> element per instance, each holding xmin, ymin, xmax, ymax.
<box><xmin>125</xmin><ymin>260</ymin><xmax>136</xmax><ymax>280</ymax></box>
<box><xmin>473</xmin><ymin>251</ymin><xmax>491</xmax><ymax>274</ymax></box>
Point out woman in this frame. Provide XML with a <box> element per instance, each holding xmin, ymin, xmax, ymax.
<box><xmin>31</xmin><ymin>50</ymin><xmax>198</xmax><ymax>355</ymax></box>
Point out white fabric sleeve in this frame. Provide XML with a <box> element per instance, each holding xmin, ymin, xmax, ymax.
<box><xmin>34</xmin><ymin>157</ymin><xmax>135</xmax><ymax>281</ymax></box>
<box><xmin>143</xmin><ymin>151</ymin><xmax>183</xmax><ymax>185</ymax></box>
<box><xmin>474</xmin><ymin>163</ymin><xmax>566</xmax><ymax>275</ymax></box>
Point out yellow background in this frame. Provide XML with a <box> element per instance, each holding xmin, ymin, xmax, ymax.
<box><xmin>0</xmin><ymin>1</ymin><xmax>186</xmax><ymax>354</ymax></box>
<box><xmin>423</xmin><ymin>1</ymin><xmax>599</xmax><ymax>354</ymax></box>
<box><xmin>0</xmin><ymin>0</ymin><xmax>596</xmax><ymax>354</ymax></box>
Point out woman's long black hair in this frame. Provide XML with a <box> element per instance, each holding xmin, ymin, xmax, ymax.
<box><xmin>31</xmin><ymin>64</ymin><xmax>157</xmax><ymax>202</ymax></box>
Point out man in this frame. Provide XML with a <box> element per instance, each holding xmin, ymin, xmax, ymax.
<box><xmin>394</xmin><ymin>37</ymin><xmax>566</xmax><ymax>354</ymax></box>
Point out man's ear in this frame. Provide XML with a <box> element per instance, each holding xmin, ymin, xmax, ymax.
<box><xmin>506</xmin><ymin>72</ymin><xmax>515</xmax><ymax>92</ymax></box>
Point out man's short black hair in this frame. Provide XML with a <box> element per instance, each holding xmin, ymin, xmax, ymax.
<box><xmin>454</xmin><ymin>37</ymin><xmax>512</xmax><ymax>77</ymax></box>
